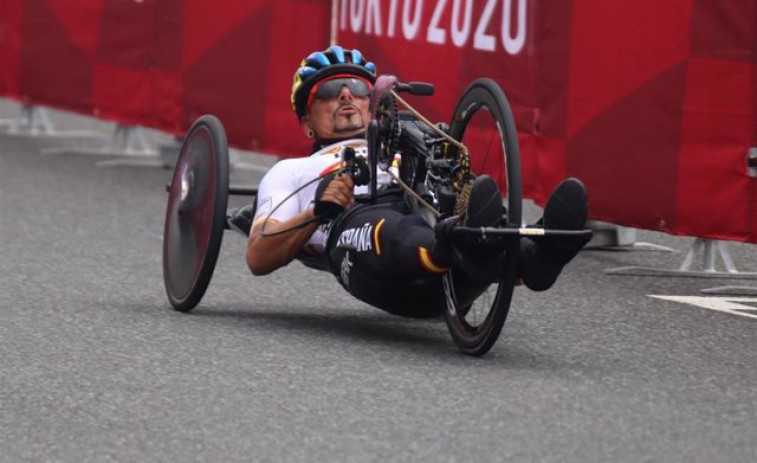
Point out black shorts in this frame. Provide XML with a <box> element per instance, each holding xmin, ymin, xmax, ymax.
<box><xmin>325</xmin><ymin>193</ymin><xmax>489</xmax><ymax>318</ymax></box>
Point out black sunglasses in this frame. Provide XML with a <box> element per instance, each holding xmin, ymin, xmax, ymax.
<box><xmin>310</xmin><ymin>77</ymin><xmax>373</xmax><ymax>105</ymax></box>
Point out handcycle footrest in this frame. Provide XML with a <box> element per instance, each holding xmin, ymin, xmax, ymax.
<box><xmin>452</xmin><ymin>225</ymin><xmax>593</xmax><ymax>244</ymax></box>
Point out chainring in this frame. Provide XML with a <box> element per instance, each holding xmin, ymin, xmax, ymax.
<box><xmin>373</xmin><ymin>90</ymin><xmax>400</xmax><ymax>169</ymax></box>
<box><xmin>442</xmin><ymin>141</ymin><xmax>474</xmax><ymax>216</ymax></box>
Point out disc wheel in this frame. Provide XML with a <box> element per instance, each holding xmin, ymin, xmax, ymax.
<box><xmin>163</xmin><ymin>115</ymin><xmax>229</xmax><ymax>312</ymax></box>
<box><xmin>443</xmin><ymin>78</ymin><xmax>523</xmax><ymax>356</ymax></box>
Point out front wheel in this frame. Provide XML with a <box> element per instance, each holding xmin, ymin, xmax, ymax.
<box><xmin>443</xmin><ymin>78</ymin><xmax>523</xmax><ymax>356</ymax></box>
<box><xmin>163</xmin><ymin>115</ymin><xmax>229</xmax><ymax>312</ymax></box>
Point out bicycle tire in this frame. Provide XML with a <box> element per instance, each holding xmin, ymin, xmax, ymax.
<box><xmin>443</xmin><ymin>78</ymin><xmax>523</xmax><ymax>356</ymax></box>
<box><xmin>163</xmin><ymin>115</ymin><xmax>229</xmax><ymax>312</ymax></box>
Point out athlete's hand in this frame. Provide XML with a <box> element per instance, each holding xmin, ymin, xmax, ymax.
<box><xmin>314</xmin><ymin>173</ymin><xmax>355</xmax><ymax>223</ymax></box>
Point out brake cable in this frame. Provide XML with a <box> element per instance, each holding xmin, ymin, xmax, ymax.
<box><xmin>386</xmin><ymin>89</ymin><xmax>471</xmax><ymax>219</ymax></box>
<box><xmin>258</xmin><ymin>147</ymin><xmax>367</xmax><ymax>237</ymax></box>
<box><xmin>259</xmin><ymin>87</ymin><xmax>473</xmax><ymax>235</ymax></box>
<box><xmin>390</xmin><ymin>90</ymin><xmax>468</xmax><ymax>155</ymax></box>
<box><xmin>257</xmin><ymin>171</ymin><xmax>331</xmax><ymax>237</ymax></box>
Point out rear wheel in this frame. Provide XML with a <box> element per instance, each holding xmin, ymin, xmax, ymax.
<box><xmin>163</xmin><ymin>115</ymin><xmax>229</xmax><ymax>312</ymax></box>
<box><xmin>443</xmin><ymin>78</ymin><xmax>523</xmax><ymax>356</ymax></box>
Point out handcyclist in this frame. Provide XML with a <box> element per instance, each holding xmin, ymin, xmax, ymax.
<box><xmin>229</xmin><ymin>45</ymin><xmax>590</xmax><ymax>318</ymax></box>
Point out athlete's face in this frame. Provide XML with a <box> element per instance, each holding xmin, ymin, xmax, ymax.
<box><xmin>301</xmin><ymin>77</ymin><xmax>372</xmax><ymax>140</ymax></box>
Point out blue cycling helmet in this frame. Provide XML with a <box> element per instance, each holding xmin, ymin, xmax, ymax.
<box><xmin>291</xmin><ymin>45</ymin><xmax>377</xmax><ymax>119</ymax></box>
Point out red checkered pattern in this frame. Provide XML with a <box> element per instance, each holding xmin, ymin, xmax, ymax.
<box><xmin>0</xmin><ymin>0</ymin><xmax>330</xmax><ymax>157</ymax></box>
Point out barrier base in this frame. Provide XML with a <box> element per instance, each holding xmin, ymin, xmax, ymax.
<box><xmin>232</xmin><ymin>163</ymin><xmax>270</xmax><ymax>173</ymax></box>
<box><xmin>606</xmin><ymin>238</ymin><xmax>757</xmax><ymax>279</ymax></box>
<box><xmin>40</xmin><ymin>124</ymin><xmax>159</xmax><ymax>166</ymax></box>
<box><xmin>585</xmin><ymin>221</ymin><xmax>675</xmax><ymax>252</ymax></box>
<box><xmin>155</xmin><ymin>143</ymin><xmax>273</xmax><ymax>173</ymax></box>
<box><xmin>0</xmin><ymin>105</ymin><xmax>106</xmax><ymax>139</ymax></box>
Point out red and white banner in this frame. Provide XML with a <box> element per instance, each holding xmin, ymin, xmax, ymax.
<box><xmin>1</xmin><ymin>0</ymin><xmax>755</xmax><ymax>243</ymax></box>
<box><xmin>336</xmin><ymin>0</ymin><xmax>757</xmax><ymax>243</ymax></box>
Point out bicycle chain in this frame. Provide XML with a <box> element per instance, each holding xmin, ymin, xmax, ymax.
<box><xmin>444</xmin><ymin>140</ymin><xmax>473</xmax><ymax>216</ymax></box>
<box><xmin>374</xmin><ymin>90</ymin><xmax>400</xmax><ymax>166</ymax></box>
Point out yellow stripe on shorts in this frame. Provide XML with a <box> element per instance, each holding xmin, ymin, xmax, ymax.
<box><xmin>418</xmin><ymin>247</ymin><xmax>448</xmax><ymax>275</ymax></box>
<box><xmin>373</xmin><ymin>218</ymin><xmax>385</xmax><ymax>256</ymax></box>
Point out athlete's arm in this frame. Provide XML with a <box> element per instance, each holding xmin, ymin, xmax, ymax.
<box><xmin>246</xmin><ymin>174</ymin><xmax>354</xmax><ymax>275</ymax></box>
<box><xmin>246</xmin><ymin>210</ymin><xmax>319</xmax><ymax>276</ymax></box>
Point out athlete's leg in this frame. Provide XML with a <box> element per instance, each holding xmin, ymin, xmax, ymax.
<box><xmin>325</xmin><ymin>177</ymin><xmax>506</xmax><ymax>317</ymax></box>
<box><xmin>435</xmin><ymin>176</ymin><xmax>591</xmax><ymax>292</ymax></box>
<box><xmin>326</xmin><ymin>200</ymin><xmax>449</xmax><ymax>317</ymax></box>
<box><xmin>326</xmin><ymin>177</ymin><xmax>590</xmax><ymax>317</ymax></box>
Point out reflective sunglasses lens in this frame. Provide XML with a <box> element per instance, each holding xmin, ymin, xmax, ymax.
<box><xmin>347</xmin><ymin>79</ymin><xmax>371</xmax><ymax>96</ymax></box>
<box><xmin>315</xmin><ymin>78</ymin><xmax>371</xmax><ymax>100</ymax></box>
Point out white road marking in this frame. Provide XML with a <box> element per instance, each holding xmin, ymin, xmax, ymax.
<box><xmin>650</xmin><ymin>296</ymin><xmax>757</xmax><ymax>320</ymax></box>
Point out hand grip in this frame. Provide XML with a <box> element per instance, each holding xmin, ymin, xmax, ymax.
<box><xmin>313</xmin><ymin>172</ymin><xmax>345</xmax><ymax>223</ymax></box>
<box><xmin>396</xmin><ymin>82</ymin><xmax>434</xmax><ymax>96</ymax></box>
<box><xmin>313</xmin><ymin>200</ymin><xmax>344</xmax><ymax>222</ymax></box>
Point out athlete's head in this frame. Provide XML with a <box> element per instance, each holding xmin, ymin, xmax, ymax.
<box><xmin>291</xmin><ymin>45</ymin><xmax>376</xmax><ymax>141</ymax></box>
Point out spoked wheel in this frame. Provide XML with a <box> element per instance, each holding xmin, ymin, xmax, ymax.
<box><xmin>443</xmin><ymin>78</ymin><xmax>523</xmax><ymax>356</ymax></box>
<box><xmin>163</xmin><ymin>115</ymin><xmax>229</xmax><ymax>312</ymax></box>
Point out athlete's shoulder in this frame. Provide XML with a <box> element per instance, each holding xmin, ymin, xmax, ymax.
<box><xmin>263</xmin><ymin>157</ymin><xmax>298</xmax><ymax>179</ymax></box>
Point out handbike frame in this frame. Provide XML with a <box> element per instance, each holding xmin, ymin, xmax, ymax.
<box><xmin>366</xmin><ymin>76</ymin><xmax>592</xmax><ymax>244</ymax></box>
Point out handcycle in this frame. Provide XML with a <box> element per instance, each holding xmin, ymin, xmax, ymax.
<box><xmin>163</xmin><ymin>76</ymin><xmax>592</xmax><ymax>356</ymax></box>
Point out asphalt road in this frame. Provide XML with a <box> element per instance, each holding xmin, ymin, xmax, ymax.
<box><xmin>2</xmin><ymin>102</ymin><xmax>757</xmax><ymax>462</ymax></box>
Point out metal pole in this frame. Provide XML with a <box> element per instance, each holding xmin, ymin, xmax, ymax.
<box><xmin>330</xmin><ymin>0</ymin><xmax>338</xmax><ymax>45</ymax></box>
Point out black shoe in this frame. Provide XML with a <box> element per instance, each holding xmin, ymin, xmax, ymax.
<box><xmin>542</xmin><ymin>177</ymin><xmax>588</xmax><ymax>231</ymax></box>
<box><xmin>519</xmin><ymin>177</ymin><xmax>590</xmax><ymax>291</ymax></box>
<box><xmin>434</xmin><ymin>174</ymin><xmax>503</xmax><ymax>240</ymax></box>
<box><xmin>433</xmin><ymin>175</ymin><xmax>504</xmax><ymax>283</ymax></box>
<box><xmin>541</xmin><ymin>177</ymin><xmax>589</xmax><ymax>263</ymax></box>
<box><xmin>227</xmin><ymin>203</ymin><xmax>255</xmax><ymax>236</ymax></box>
<box><xmin>464</xmin><ymin>175</ymin><xmax>504</xmax><ymax>228</ymax></box>
<box><xmin>519</xmin><ymin>238</ymin><xmax>562</xmax><ymax>291</ymax></box>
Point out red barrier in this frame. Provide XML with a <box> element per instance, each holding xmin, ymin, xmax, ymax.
<box><xmin>0</xmin><ymin>0</ymin><xmax>330</xmax><ymax>157</ymax></box>
<box><xmin>1</xmin><ymin>0</ymin><xmax>755</xmax><ymax>243</ymax></box>
<box><xmin>336</xmin><ymin>0</ymin><xmax>757</xmax><ymax>243</ymax></box>
<box><xmin>0</xmin><ymin>0</ymin><xmax>22</xmax><ymax>97</ymax></box>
